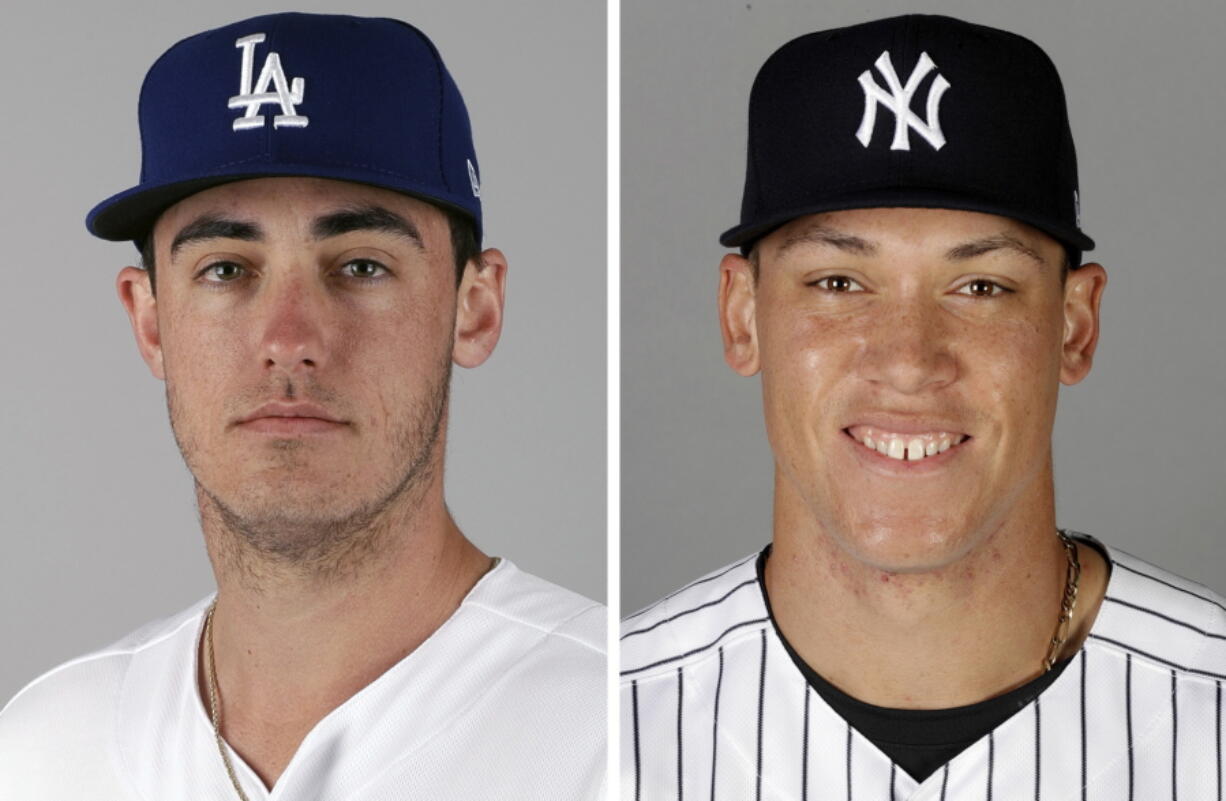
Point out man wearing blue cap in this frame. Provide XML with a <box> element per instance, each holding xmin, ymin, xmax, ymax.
<box><xmin>623</xmin><ymin>14</ymin><xmax>1226</xmax><ymax>798</ymax></box>
<box><xmin>0</xmin><ymin>13</ymin><xmax>604</xmax><ymax>800</ymax></box>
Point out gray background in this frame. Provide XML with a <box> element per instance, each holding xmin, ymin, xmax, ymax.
<box><xmin>622</xmin><ymin>0</ymin><xmax>1226</xmax><ymax>613</ymax></box>
<box><xmin>0</xmin><ymin>1</ymin><xmax>605</xmax><ymax>703</ymax></box>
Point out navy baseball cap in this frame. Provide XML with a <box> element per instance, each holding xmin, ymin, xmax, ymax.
<box><xmin>87</xmin><ymin>12</ymin><xmax>483</xmax><ymax>245</ymax></box>
<box><xmin>721</xmin><ymin>14</ymin><xmax>1094</xmax><ymax>257</ymax></box>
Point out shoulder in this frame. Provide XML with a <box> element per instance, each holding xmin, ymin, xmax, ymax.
<box><xmin>1085</xmin><ymin>536</ymin><xmax>1226</xmax><ymax>684</ymax></box>
<box><xmin>620</xmin><ymin>550</ymin><xmax>768</xmax><ymax>685</ymax></box>
<box><xmin>0</xmin><ymin>600</ymin><xmax>210</xmax><ymax>798</ymax></box>
<box><xmin>464</xmin><ymin>559</ymin><xmax>605</xmax><ymax>656</ymax></box>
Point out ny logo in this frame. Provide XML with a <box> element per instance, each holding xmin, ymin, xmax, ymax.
<box><xmin>855</xmin><ymin>50</ymin><xmax>949</xmax><ymax>151</ymax></box>
<box><xmin>228</xmin><ymin>33</ymin><xmax>309</xmax><ymax>131</ymax></box>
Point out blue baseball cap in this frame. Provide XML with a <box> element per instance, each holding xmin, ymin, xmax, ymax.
<box><xmin>86</xmin><ymin>12</ymin><xmax>483</xmax><ymax>245</ymax></box>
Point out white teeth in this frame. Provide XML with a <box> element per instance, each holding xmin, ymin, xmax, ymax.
<box><xmin>853</xmin><ymin>428</ymin><xmax>968</xmax><ymax>462</ymax></box>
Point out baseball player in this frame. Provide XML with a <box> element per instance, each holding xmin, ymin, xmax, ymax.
<box><xmin>0</xmin><ymin>13</ymin><xmax>604</xmax><ymax>800</ymax></box>
<box><xmin>622</xmin><ymin>14</ymin><xmax>1226</xmax><ymax>799</ymax></box>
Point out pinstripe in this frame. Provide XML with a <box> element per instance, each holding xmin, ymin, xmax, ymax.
<box><xmin>622</xmin><ymin>579</ymin><xmax>759</xmax><ymax>641</ymax></box>
<box><xmin>1034</xmin><ymin>696</ymin><xmax>1044</xmax><ymax>799</ymax></box>
<box><xmin>1126</xmin><ymin>654</ymin><xmax>1134</xmax><ymax>801</ymax></box>
<box><xmin>1216</xmin><ymin>681</ymin><xmax>1221</xmax><ymax>801</ymax></box>
<box><xmin>710</xmin><ymin>647</ymin><xmax>724</xmax><ymax>801</ymax></box>
<box><xmin>624</xmin><ymin>553</ymin><xmax>759</xmax><ymax>622</ymax></box>
<box><xmin>755</xmin><ymin>629</ymin><xmax>766</xmax><ymax>801</ymax></box>
<box><xmin>802</xmin><ymin>686</ymin><xmax>810</xmax><ymax>801</ymax></box>
<box><xmin>1086</xmin><ymin>634</ymin><xmax>1226</xmax><ymax>680</ymax></box>
<box><xmin>846</xmin><ymin>724</ymin><xmax>853</xmax><ymax>801</ymax></box>
<box><xmin>632</xmin><ymin>679</ymin><xmax>642</xmax><ymax>801</ymax></box>
<box><xmin>1081</xmin><ymin>652</ymin><xmax>1087</xmax><ymax>801</ymax></box>
<box><xmin>1171</xmin><ymin>671</ymin><xmax>1178</xmax><ymax>801</ymax></box>
<box><xmin>1111</xmin><ymin>561</ymin><xmax>1226</xmax><ymax>614</ymax></box>
<box><xmin>940</xmin><ymin>764</ymin><xmax>949</xmax><ymax>801</ymax></box>
<box><xmin>677</xmin><ymin>668</ymin><xmax>685</xmax><ymax>801</ymax></box>
<box><xmin>1104</xmin><ymin>596</ymin><xmax>1226</xmax><ymax>640</ymax></box>
<box><xmin>889</xmin><ymin>762</ymin><xmax>896</xmax><ymax>801</ymax></box>
<box><xmin>986</xmin><ymin>731</ymin><xmax>994</xmax><ymax>801</ymax></box>
<box><xmin>621</xmin><ymin>617</ymin><xmax>770</xmax><ymax>677</ymax></box>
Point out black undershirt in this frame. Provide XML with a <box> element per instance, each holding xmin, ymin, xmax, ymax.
<box><xmin>757</xmin><ymin>547</ymin><xmax>1075</xmax><ymax>783</ymax></box>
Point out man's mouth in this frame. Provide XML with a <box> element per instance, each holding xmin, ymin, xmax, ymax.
<box><xmin>844</xmin><ymin>425</ymin><xmax>970</xmax><ymax>463</ymax></box>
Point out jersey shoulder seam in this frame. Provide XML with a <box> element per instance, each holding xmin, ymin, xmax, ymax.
<box><xmin>466</xmin><ymin>599</ymin><xmax>606</xmax><ymax>656</ymax></box>
<box><xmin>0</xmin><ymin>609</ymin><xmax>202</xmax><ymax>718</ymax></box>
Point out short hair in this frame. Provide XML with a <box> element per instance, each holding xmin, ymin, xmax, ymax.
<box><xmin>139</xmin><ymin>203</ymin><xmax>479</xmax><ymax>295</ymax></box>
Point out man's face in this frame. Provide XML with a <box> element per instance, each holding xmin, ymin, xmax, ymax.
<box><xmin>118</xmin><ymin>177</ymin><xmax>503</xmax><ymax>560</ymax></box>
<box><xmin>720</xmin><ymin>207</ymin><xmax>1105</xmax><ymax>573</ymax></box>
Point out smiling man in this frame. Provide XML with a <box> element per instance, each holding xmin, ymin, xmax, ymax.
<box><xmin>0</xmin><ymin>13</ymin><xmax>604</xmax><ymax>800</ymax></box>
<box><xmin>622</xmin><ymin>15</ymin><xmax>1226</xmax><ymax>799</ymax></box>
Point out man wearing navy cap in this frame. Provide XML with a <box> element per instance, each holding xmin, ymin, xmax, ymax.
<box><xmin>0</xmin><ymin>13</ymin><xmax>604</xmax><ymax>800</ymax></box>
<box><xmin>622</xmin><ymin>15</ymin><xmax>1226</xmax><ymax>798</ymax></box>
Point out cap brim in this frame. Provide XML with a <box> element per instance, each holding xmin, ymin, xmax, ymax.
<box><xmin>86</xmin><ymin>164</ymin><xmax>482</xmax><ymax>245</ymax></box>
<box><xmin>719</xmin><ymin>188</ymin><xmax>1094</xmax><ymax>255</ymax></box>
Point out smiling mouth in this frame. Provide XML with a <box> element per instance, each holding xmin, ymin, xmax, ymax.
<box><xmin>843</xmin><ymin>426</ymin><xmax>971</xmax><ymax>462</ymax></box>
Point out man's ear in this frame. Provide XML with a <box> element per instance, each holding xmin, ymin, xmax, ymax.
<box><xmin>117</xmin><ymin>266</ymin><xmax>165</xmax><ymax>380</ymax></box>
<box><xmin>1059</xmin><ymin>262</ymin><xmax>1107</xmax><ymax>385</ymax></box>
<box><xmin>719</xmin><ymin>253</ymin><xmax>760</xmax><ymax>376</ymax></box>
<box><xmin>453</xmin><ymin>248</ymin><xmax>507</xmax><ymax>368</ymax></box>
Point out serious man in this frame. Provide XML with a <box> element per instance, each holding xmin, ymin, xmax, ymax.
<box><xmin>0</xmin><ymin>13</ymin><xmax>604</xmax><ymax>800</ymax></box>
<box><xmin>622</xmin><ymin>15</ymin><xmax>1226</xmax><ymax>799</ymax></box>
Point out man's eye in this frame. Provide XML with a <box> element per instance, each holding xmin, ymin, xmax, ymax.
<box><xmin>812</xmin><ymin>275</ymin><xmax>863</xmax><ymax>293</ymax></box>
<box><xmin>340</xmin><ymin>259</ymin><xmax>389</xmax><ymax>279</ymax></box>
<box><xmin>957</xmin><ymin>279</ymin><xmax>1010</xmax><ymax>297</ymax></box>
<box><xmin>200</xmin><ymin>262</ymin><xmax>245</xmax><ymax>283</ymax></box>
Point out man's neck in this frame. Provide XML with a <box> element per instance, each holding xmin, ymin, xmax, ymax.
<box><xmin>765</xmin><ymin>473</ymin><xmax>1109</xmax><ymax>711</ymax></box>
<box><xmin>197</xmin><ymin>485</ymin><xmax>492</xmax><ymax>789</ymax></box>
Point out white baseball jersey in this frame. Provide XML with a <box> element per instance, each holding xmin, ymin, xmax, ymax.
<box><xmin>0</xmin><ymin>559</ymin><xmax>606</xmax><ymax>800</ymax></box>
<box><xmin>621</xmin><ymin>534</ymin><xmax>1226</xmax><ymax>799</ymax></box>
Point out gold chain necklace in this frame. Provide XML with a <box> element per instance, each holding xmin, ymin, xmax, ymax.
<box><xmin>1043</xmin><ymin>530</ymin><xmax>1082</xmax><ymax>672</ymax></box>
<box><xmin>203</xmin><ymin>600</ymin><xmax>252</xmax><ymax>801</ymax></box>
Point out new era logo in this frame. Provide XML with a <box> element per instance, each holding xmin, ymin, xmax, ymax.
<box><xmin>856</xmin><ymin>50</ymin><xmax>949</xmax><ymax>151</ymax></box>
<box><xmin>228</xmin><ymin>33</ymin><xmax>308</xmax><ymax>131</ymax></box>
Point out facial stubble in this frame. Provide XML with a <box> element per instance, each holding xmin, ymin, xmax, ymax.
<box><xmin>167</xmin><ymin>355</ymin><xmax>453</xmax><ymax>581</ymax></box>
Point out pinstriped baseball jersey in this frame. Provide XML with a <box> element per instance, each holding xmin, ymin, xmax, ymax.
<box><xmin>620</xmin><ymin>534</ymin><xmax>1226</xmax><ymax>799</ymax></box>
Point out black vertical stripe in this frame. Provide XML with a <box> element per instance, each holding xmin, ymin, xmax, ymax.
<box><xmin>1216</xmin><ymin>681</ymin><xmax>1221</xmax><ymax>801</ymax></box>
<box><xmin>1126</xmin><ymin>654</ymin><xmax>1134</xmax><ymax>801</ymax></box>
<box><xmin>986</xmin><ymin>732</ymin><xmax>994</xmax><ymax>801</ymax></box>
<box><xmin>940</xmin><ymin>764</ymin><xmax>949</xmax><ymax>801</ymax></box>
<box><xmin>632</xmin><ymin>679</ymin><xmax>642</xmax><ymax>801</ymax></box>
<box><xmin>755</xmin><ymin>630</ymin><xmax>767</xmax><ymax>801</ymax></box>
<box><xmin>1172</xmin><ymin>671</ymin><xmax>1178</xmax><ymax>801</ymax></box>
<box><xmin>846</xmin><ymin>724</ymin><xmax>853</xmax><ymax>801</ymax></box>
<box><xmin>1034</xmin><ymin>698</ymin><xmax>1041</xmax><ymax>801</ymax></box>
<box><xmin>677</xmin><ymin>668</ymin><xmax>685</xmax><ymax>801</ymax></box>
<box><xmin>710</xmin><ymin>647</ymin><xmax>724</xmax><ymax>801</ymax></box>
<box><xmin>889</xmin><ymin>762</ymin><xmax>896</xmax><ymax>801</ymax></box>
<box><xmin>1080</xmin><ymin>653</ymin><xmax>1088</xmax><ymax>801</ymax></box>
<box><xmin>802</xmin><ymin>687</ymin><xmax>810</xmax><ymax>801</ymax></box>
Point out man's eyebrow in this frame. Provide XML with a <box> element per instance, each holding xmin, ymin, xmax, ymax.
<box><xmin>776</xmin><ymin>225</ymin><xmax>877</xmax><ymax>257</ymax></box>
<box><xmin>945</xmin><ymin>234</ymin><xmax>1046</xmax><ymax>269</ymax></box>
<box><xmin>311</xmin><ymin>204</ymin><xmax>424</xmax><ymax>249</ymax></box>
<box><xmin>170</xmin><ymin>215</ymin><xmax>263</xmax><ymax>257</ymax></box>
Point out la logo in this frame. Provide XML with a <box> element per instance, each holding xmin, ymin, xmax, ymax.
<box><xmin>228</xmin><ymin>33</ymin><xmax>309</xmax><ymax>131</ymax></box>
<box><xmin>855</xmin><ymin>50</ymin><xmax>949</xmax><ymax>151</ymax></box>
